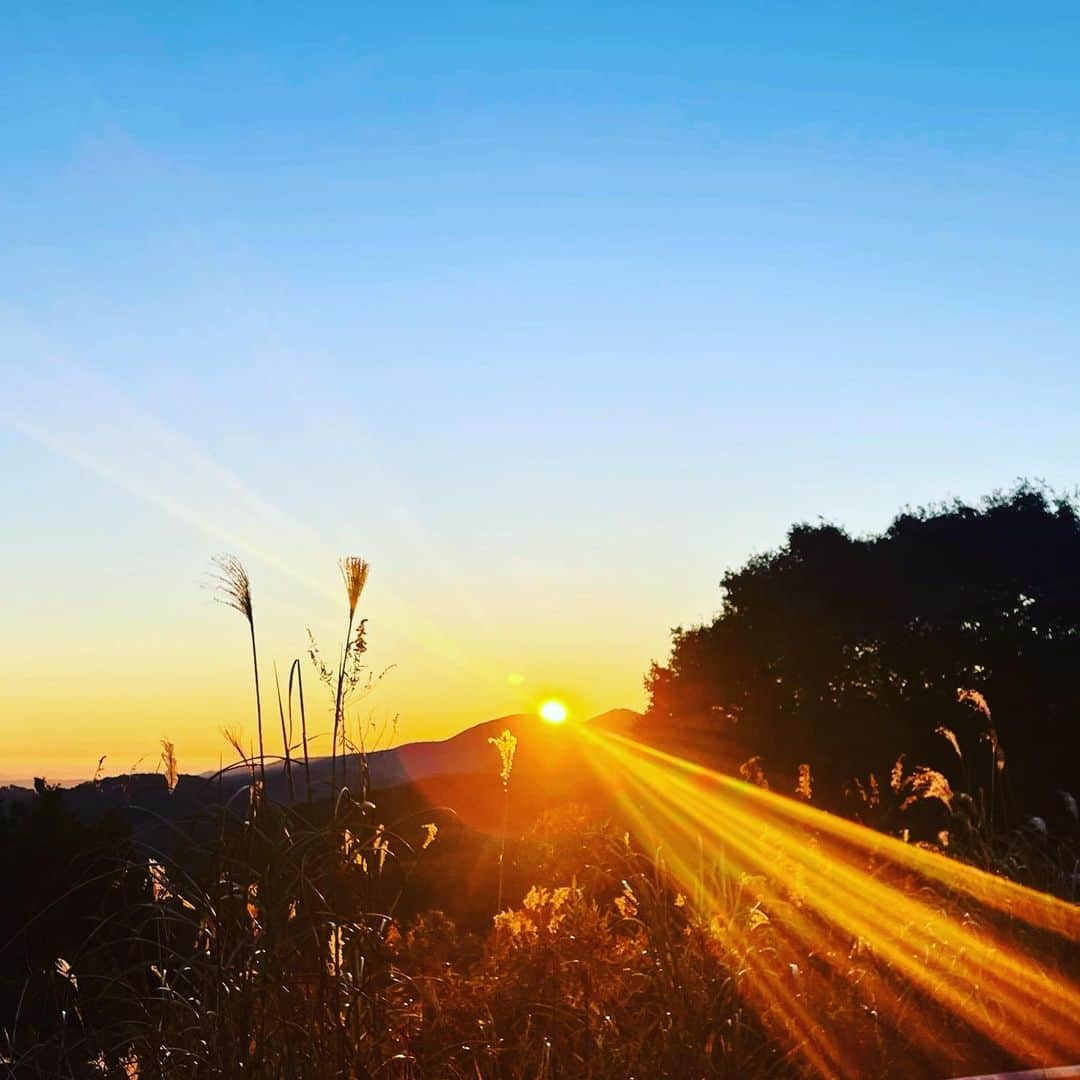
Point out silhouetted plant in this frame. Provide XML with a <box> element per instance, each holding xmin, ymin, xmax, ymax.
<box><xmin>646</xmin><ymin>482</ymin><xmax>1080</xmax><ymax>821</ymax></box>
<box><xmin>488</xmin><ymin>728</ymin><xmax>517</xmax><ymax>914</ymax></box>
<box><xmin>159</xmin><ymin>738</ymin><xmax>178</xmax><ymax>793</ymax></box>
<box><xmin>212</xmin><ymin>554</ymin><xmax>266</xmax><ymax>793</ymax></box>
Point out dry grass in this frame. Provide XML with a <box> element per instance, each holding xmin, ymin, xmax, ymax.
<box><xmin>4</xmin><ymin>761</ymin><xmax>1075</xmax><ymax>1078</ymax></box>
<box><xmin>3</xmin><ymin>560</ymin><xmax>1077</xmax><ymax>1079</ymax></box>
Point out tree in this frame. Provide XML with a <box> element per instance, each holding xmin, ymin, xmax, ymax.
<box><xmin>645</xmin><ymin>484</ymin><xmax>1080</xmax><ymax>818</ymax></box>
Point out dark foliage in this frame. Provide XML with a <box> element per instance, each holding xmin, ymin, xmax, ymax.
<box><xmin>646</xmin><ymin>483</ymin><xmax>1080</xmax><ymax>820</ymax></box>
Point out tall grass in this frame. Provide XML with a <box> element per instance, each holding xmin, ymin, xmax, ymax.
<box><xmin>288</xmin><ymin>657</ymin><xmax>311</xmax><ymax>802</ymax></box>
<box><xmin>212</xmin><ymin>555</ymin><xmax>265</xmax><ymax>792</ymax></box>
<box><xmin>1</xmin><ymin>554</ymin><xmax>430</xmax><ymax>1077</ymax></box>
<box><xmin>2</xmin><ymin>561</ymin><xmax>1077</xmax><ymax>1078</ymax></box>
<box><xmin>4</xmin><ymin>754</ymin><xmax>1075</xmax><ymax>1076</ymax></box>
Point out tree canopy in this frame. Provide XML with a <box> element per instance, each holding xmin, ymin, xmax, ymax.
<box><xmin>645</xmin><ymin>484</ymin><xmax>1080</xmax><ymax>817</ymax></box>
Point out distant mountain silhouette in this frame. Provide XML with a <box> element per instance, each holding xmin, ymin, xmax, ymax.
<box><xmin>1</xmin><ymin>709</ymin><xmax>643</xmax><ymax>837</ymax></box>
<box><xmin>256</xmin><ymin>707</ymin><xmax>639</xmax><ymax>799</ymax></box>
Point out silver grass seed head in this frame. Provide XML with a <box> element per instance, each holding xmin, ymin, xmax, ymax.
<box><xmin>211</xmin><ymin>554</ymin><xmax>253</xmax><ymax>625</ymax></box>
<box><xmin>340</xmin><ymin>556</ymin><xmax>370</xmax><ymax>619</ymax></box>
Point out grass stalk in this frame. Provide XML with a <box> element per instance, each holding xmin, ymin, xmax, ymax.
<box><xmin>289</xmin><ymin>658</ymin><xmax>312</xmax><ymax>803</ymax></box>
<box><xmin>274</xmin><ymin>662</ymin><xmax>294</xmax><ymax>803</ymax></box>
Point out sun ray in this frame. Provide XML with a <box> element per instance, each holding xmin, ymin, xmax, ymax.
<box><xmin>576</xmin><ymin>725</ymin><xmax>1080</xmax><ymax>1073</ymax></box>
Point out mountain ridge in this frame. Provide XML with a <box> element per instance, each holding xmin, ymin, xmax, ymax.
<box><xmin>0</xmin><ymin>708</ymin><xmax>643</xmax><ymax>812</ymax></box>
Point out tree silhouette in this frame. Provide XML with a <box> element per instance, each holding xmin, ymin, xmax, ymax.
<box><xmin>646</xmin><ymin>483</ymin><xmax>1080</xmax><ymax>821</ymax></box>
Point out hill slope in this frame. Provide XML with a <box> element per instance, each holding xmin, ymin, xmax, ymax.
<box><xmin>3</xmin><ymin>710</ymin><xmax>642</xmax><ymax>835</ymax></box>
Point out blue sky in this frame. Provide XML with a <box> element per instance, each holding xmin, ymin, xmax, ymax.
<box><xmin>2</xmin><ymin>2</ymin><xmax>1079</xmax><ymax>774</ymax></box>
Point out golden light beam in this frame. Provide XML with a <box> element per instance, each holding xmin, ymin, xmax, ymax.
<box><xmin>577</xmin><ymin>725</ymin><xmax>1080</xmax><ymax>1075</ymax></box>
<box><xmin>582</xmin><ymin>736</ymin><xmax>961</xmax><ymax>1076</ymax></box>
<box><xmin>584</xmin><ymin>747</ymin><xmax>850</xmax><ymax>1075</ymax></box>
<box><xmin>603</xmin><ymin>730</ymin><xmax>1080</xmax><ymax>939</ymax></box>
<box><xmin>622</xmin><ymin>736</ymin><xmax>1078</xmax><ymax>1057</ymax></box>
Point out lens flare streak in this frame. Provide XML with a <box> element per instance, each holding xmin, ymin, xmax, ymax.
<box><xmin>579</xmin><ymin>726</ymin><xmax>1080</xmax><ymax>1076</ymax></box>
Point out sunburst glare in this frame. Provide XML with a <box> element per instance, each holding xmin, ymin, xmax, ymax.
<box><xmin>575</xmin><ymin>725</ymin><xmax>1080</xmax><ymax>1076</ymax></box>
<box><xmin>539</xmin><ymin>699</ymin><xmax>569</xmax><ymax>724</ymax></box>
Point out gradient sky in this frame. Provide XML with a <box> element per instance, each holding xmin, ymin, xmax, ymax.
<box><xmin>3</xmin><ymin>2</ymin><xmax>1080</xmax><ymax>779</ymax></box>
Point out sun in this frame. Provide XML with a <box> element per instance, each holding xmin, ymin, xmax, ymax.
<box><xmin>539</xmin><ymin>699</ymin><xmax>569</xmax><ymax>725</ymax></box>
